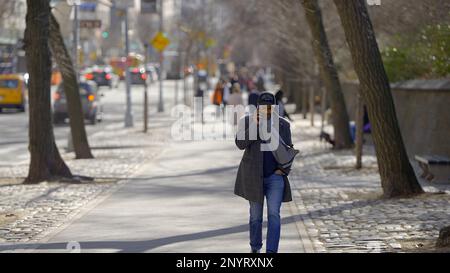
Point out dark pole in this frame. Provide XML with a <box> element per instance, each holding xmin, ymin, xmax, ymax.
<box><xmin>124</xmin><ymin>9</ymin><xmax>134</xmax><ymax>127</ymax></box>
<box><xmin>157</xmin><ymin>0</ymin><xmax>164</xmax><ymax>112</ymax></box>
<box><xmin>144</xmin><ymin>43</ymin><xmax>149</xmax><ymax>133</ymax></box>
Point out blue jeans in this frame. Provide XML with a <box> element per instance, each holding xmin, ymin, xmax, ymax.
<box><xmin>249</xmin><ymin>173</ymin><xmax>284</xmax><ymax>253</ymax></box>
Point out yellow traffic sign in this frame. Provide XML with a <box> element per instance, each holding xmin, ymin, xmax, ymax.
<box><xmin>205</xmin><ymin>38</ymin><xmax>217</xmax><ymax>48</ymax></box>
<box><xmin>151</xmin><ymin>32</ymin><xmax>170</xmax><ymax>52</ymax></box>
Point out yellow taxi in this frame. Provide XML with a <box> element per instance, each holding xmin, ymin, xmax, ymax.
<box><xmin>0</xmin><ymin>74</ymin><xmax>27</xmax><ymax>112</ymax></box>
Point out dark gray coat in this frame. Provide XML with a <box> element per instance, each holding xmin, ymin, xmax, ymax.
<box><xmin>234</xmin><ymin>115</ymin><xmax>293</xmax><ymax>204</ymax></box>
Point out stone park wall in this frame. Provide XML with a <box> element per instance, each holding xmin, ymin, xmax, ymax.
<box><xmin>341</xmin><ymin>79</ymin><xmax>450</xmax><ymax>158</ymax></box>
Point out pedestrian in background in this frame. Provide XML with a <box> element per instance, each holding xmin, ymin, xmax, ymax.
<box><xmin>228</xmin><ymin>83</ymin><xmax>243</xmax><ymax>106</ymax></box>
<box><xmin>275</xmin><ymin>90</ymin><xmax>293</xmax><ymax>121</ymax></box>
<box><xmin>223</xmin><ymin>81</ymin><xmax>231</xmax><ymax>106</ymax></box>
<box><xmin>228</xmin><ymin>83</ymin><xmax>244</xmax><ymax>125</ymax></box>
<box><xmin>212</xmin><ymin>79</ymin><xmax>224</xmax><ymax>106</ymax></box>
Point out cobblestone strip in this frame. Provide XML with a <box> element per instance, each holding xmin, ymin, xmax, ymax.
<box><xmin>289</xmin><ymin>117</ymin><xmax>450</xmax><ymax>253</ymax></box>
<box><xmin>0</xmin><ymin>183</ymin><xmax>114</xmax><ymax>245</ymax></box>
<box><xmin>0</xmin><ymin>114</ymin><xmax>174</xmax><ymax>246</ymax></box>
<box><xmin>287</xmin><ymin>193</ymin><xmax>317</xmax><ymax>253</ymax></box>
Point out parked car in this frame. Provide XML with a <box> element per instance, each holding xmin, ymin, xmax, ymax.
<box><xmin>0</xmin><ymin>74</ymin><xmax>27</xmax><ymax>112</ymax></box>
<box><xmin>83</xmin><ymin>66</ymin><xmax>117</xmax><ymax>89</ymax></box>
<box><xmin>53</xmin><ymin>81</ymin><xmax>102</xmax><ymax>125</ymax></box>
<box><xmin>129</xmin><ymin>67</ymin><xmax>148</xmax><ymax>85</ymax></box>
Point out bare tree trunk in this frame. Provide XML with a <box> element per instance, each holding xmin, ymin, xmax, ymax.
<box><xmin>184</xmin><ymin>55</ymin><xmax>191</xmax><ymax>106</ymax></box>
<box><xmin>49</xmin><ymin>13</ymin><xmax>94</xmax><ymax>159</ymax></box>
<box><xmin>436</xmin><ymin>226</ymin><xmax>450</xmax><ymax>248</ymax></box>
<box><xmin>320</xmin><ymin>86</ymin><xmax>327</xmax><ymax>131</ymax></box>
<box><xmin>300</xmin><ymin>0</ymin><xmax>353</xmax><ymax>149</ymax></box>
<box><xmin>302</xmin><ymin>82</ymin><xmax>308</xmax><ymax>119</ymax></box>
<box><xmin>333</xmin><ymin>0</ymin><xmax>423</xmax><ymax>197</ymax></box>
<box><xmin>24</xmin><ymin>0</ymin><xmax>72</xmax><ymax>184</ymax></box>
<box><xmin>183</xmin><ymin>41</ymin><xmax>193</xmax><ymax>106</ymax></box>
<box><xmin>355</xmin><ymin>92</ymin><xmax>364</xmax><ymax>169</ymax></box>
<box><xmin>293</xmin><ymin>80</ymin><xmax>303</xmax><ymax>114</ymax></box>
<box><xmin>309</xmin><ymin>84</ymin><xmax>315</xmax><ymax>126</ymax></box>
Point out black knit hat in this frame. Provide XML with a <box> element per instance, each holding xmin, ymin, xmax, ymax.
<box><xmin>258</xmin><ymin>92</ymin><xmax>276</xmax><ymax>106</ymax></box>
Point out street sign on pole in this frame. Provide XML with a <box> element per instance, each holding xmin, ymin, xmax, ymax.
<box><xmin>113</xmin><ymin>0</ymin><xmax>134</xmax><ymax>127</ymax></box>
<box><xmin>79</xmin><ymin>2</ymin><xmax>97</xmax><ymax>12</ymax></box>
<box><xmin>205</xmin><ymin>38</ymin><xmax>217</xmax><ymax>49</ymax></box>
<box><xmin>150</xmin><ymin>32</ymin><xmax>170</xmax><ymax>52</ymax></box>
<box><xmin>79</xmin><ymin>20</ymin><xmax>102</xmax><ymax>29</ymax></box>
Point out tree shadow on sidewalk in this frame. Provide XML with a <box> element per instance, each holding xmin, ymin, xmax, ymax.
<box><xmin>90</xmin><ymin>144</ymin><xmax>160</xmax><ymax>150</ymax></box>
<box><xmin>93</xmin><ymin>165</ymin><xmax>239</xmax><ymax>182</ymax></box>
<box><xmin>0</xmin><ymin>199</ymin><xmax>379</xmax><ymax>253</ymax></box>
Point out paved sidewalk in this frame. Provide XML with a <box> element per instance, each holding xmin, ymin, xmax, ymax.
<box><xmin>1</xmin><ymin>129</ymin><xmax>306</xmax><ymax>253</ymax></box>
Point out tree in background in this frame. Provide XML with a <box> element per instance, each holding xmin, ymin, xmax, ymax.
<box><xmin>218</xmin><ymin>0</ymin><xmax>317</xmax><ymax>114</ymax></box>
<box><xmin>300</xmin><ymin>0</ymin><xmax>353</xmax><ymax>149</ymax></box>
<box><xmin>49</xmin><ymin>13</ymin><xmax>94</xmax><ymax>159</ymax></box>
<box><xmin>333</xmin><ymin>0</ymin><xmax>423</xmax><ymax>197</ymax></box>
<box><xmin>310</xmin><ymin>0</ymin><xmax>449</xmax><ymax>81</ymax></box>
<box><xmin>24</xmin><ymin>0</ymin><xmax>72</xmax><ymax>183</ymax></box>
<box><xmin>0</xmin><ymin>0</ymin><xmax>18</xmax><ymax>22</ymax></box>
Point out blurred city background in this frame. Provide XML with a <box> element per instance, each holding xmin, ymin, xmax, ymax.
<box><xmin>0</xmin><ymin>0</ymin><xmax>449</xmax><ymax>253</ymax></box>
